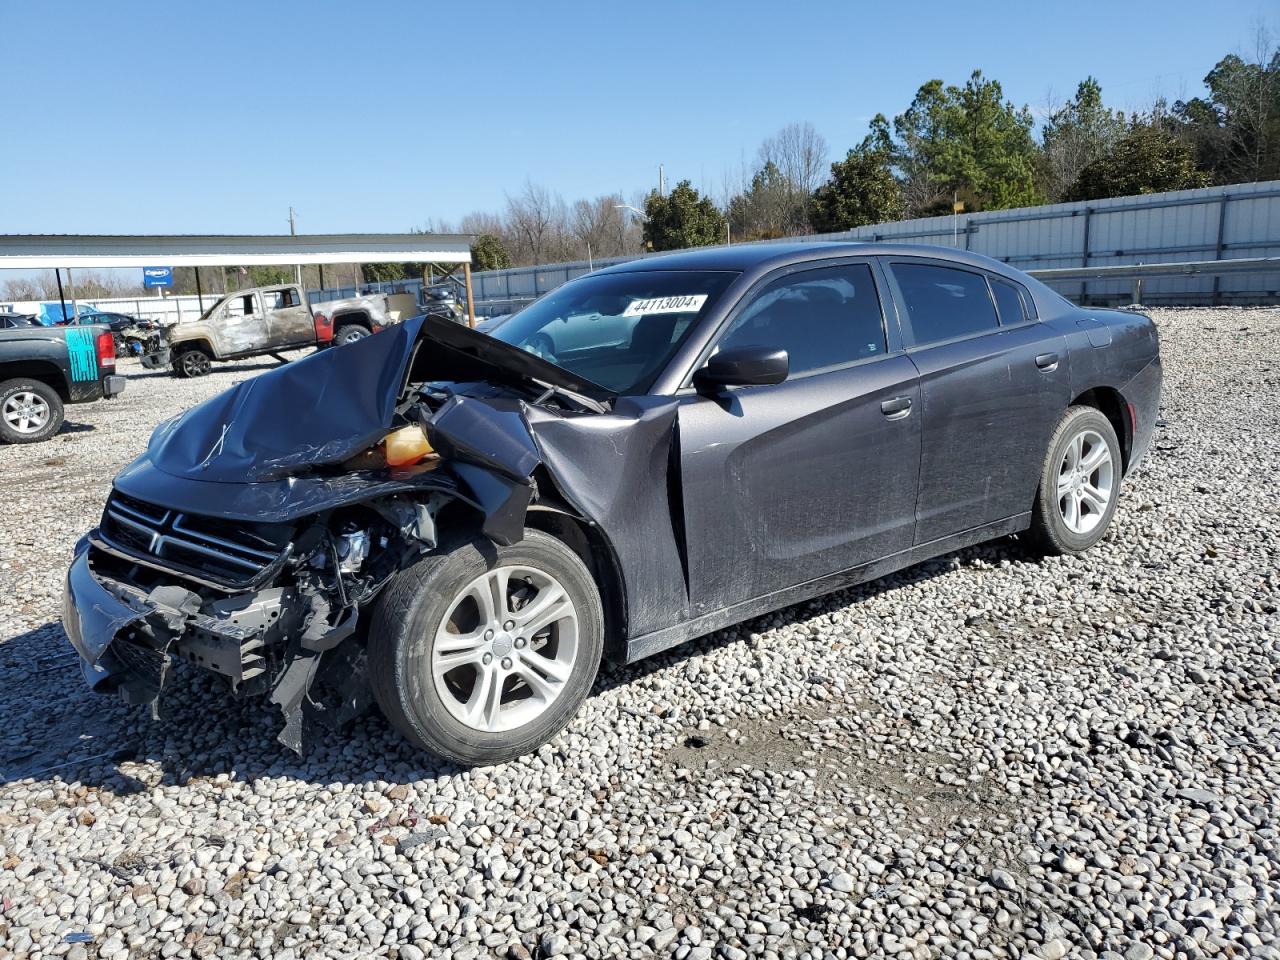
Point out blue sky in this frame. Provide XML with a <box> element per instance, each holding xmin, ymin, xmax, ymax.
<box><xmin>0</xmin><ymin>0</ymin><xmax>1273</xmax><ymax>236</ymax></box>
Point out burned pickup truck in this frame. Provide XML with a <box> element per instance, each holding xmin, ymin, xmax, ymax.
<box><xmin>63</xmin><ymin>244</ymin><xmax>1161</xmax><ymax>765</ymax></box>
<box><xmin>145</xmin><ymin>283</ymin><xmax>414</xmax><ymax>378</ymax></box>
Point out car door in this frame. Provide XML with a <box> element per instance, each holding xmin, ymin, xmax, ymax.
<box><xmin>883</xmin><ymin>258</ymin><xmax>1069</xmax><ymax>545</ymax></box>
<box><xmin>216</xmin><ymin>292</ymin><xmax>269</xmax><ymax>355</ymax></box>
<box><xmin>676</xmin><ymin>260</ymin><xmax>922</xmax><ymax>613</ymax></box>
<box><xmin>263</xmin><ymin>286</ymin><xmax>313</xmax><ymax>347</ymax></box>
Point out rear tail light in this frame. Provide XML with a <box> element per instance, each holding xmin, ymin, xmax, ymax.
<box><xmin>95</xmin><ymin>329</ymin><xmax>116</xmax><ymax>373</ymax></box>
<box><xmin>314</xmin><ymin>311</ymin><xmax>334</xmax><ymax>343</ymax></box>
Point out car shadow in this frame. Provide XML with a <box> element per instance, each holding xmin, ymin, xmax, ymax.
<box><xmin>0</xmin><ymin>536</ymin><xmax>1041</xmax><ymax>793</ymax></box>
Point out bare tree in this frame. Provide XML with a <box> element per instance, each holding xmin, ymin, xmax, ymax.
<box><xmin>569</xmin><ymin>194</ymin><xmax>641</xmax><ymax>260</ymax></box>
<box><xmin>759</xmin><ymin>122</ymin><xmax>830</xmax><ymax>202</ymax></box>
<box><xmin>504</xmin><ymin>181</ymin><xmax>570</xmax><ymax>265</ymax></box>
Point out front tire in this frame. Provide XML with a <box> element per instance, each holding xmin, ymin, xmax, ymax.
<box><xmin>1028</xmin><ymin>406</ymin><xmax>1122</xmax><ymax>555</ymax></box>
<box><xmin>368</xmin><ymin>530</ymin><xmax>604</xmax><ymax>765</ymax></box>
<box><xmin>172</xmin><ymin>346</ymin><xmax>212</xmax><ymax>378</ymax></box>
<box><xmin>0</xmin><ymin>378</ymin><xmax>64</xmax><ymax>444</ymax></box>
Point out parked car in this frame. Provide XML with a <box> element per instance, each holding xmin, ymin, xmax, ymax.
<box><xmin>0</xmin><ymin>312</ymin><xmax>40</xmax><ymax>329</ymax></box>
<box><xmin>148</xmin><ymin>284</ymin><xmax>410</xmax><ymax>377</ymax></box>
<box><xmin>59</xmin><ymin>310</ymin><xmax>157</xmax><ymax>334</ymax></box>
<box><xmin>63</xmin><ymin>243</ymin><xmax>1160</xmax><ymax>764</ymax></box>
<box><xmin>0</xmin><ymin>320</ymin><xmax>124</xmax><ymax>443</ymax></box>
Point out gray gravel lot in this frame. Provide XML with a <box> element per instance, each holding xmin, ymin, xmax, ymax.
<box><xmin>1</xmin><ymin>308</ymin><xmax>1278</xmax><ymax>960</ymax></box>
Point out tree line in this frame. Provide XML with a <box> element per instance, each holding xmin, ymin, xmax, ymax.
<box><xmin>460</xmin><ymin>37</ymin><xmax>1279</xmax><ymax>261</ymax></box>
<box><xmin>4</xmin><ymin>36</ymin><xmax>1276</xmax><ymax>302</ymax></box>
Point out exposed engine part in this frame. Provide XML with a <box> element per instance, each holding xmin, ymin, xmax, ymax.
<box><xmin>337</xmin><ymin>528</ymin><xmax>370</xmax><ymax>573</ymax></box>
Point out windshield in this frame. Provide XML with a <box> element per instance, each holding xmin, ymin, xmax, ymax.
<box><xmin>491</xmin><ymin>270</ymin><xmax>737</xmax><ymax>395</ymax></box>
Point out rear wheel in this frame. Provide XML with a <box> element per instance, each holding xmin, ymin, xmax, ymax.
<box><xmin>368</xmin><ymin>530</ymin><xmax>604</xmax><ymax>765</ymax></box>
<box><xmin>0</xmin><ymin>378</ymin><xmax>64</xmax><ymax>444</ymax></box>
<box><xmin>172</xmin><ymin>346</ymin><xmax>212</xmax><ymax>378</ymax></box>
<box><xmin>334</xmin><ymin>324</ymin><xmax>369</xmax><ymax>346</ymax></box>
<box><xmin>1028</xmin><ymin>406</ymin><xmax>1121</xmax><ymax>555</ymax></box>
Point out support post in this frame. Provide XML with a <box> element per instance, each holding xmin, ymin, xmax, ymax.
<box><xmin>1080</xmin><ymin>207</ymin><xmax>1092</xmax><ymax>305</ymax></box>
<box><xmin>55</xmin><ymin>268</ymin><xmax>67</xmax><ymax>323</ymax></box>
<box><xmin>463</xmin><ymin>262</ymin><xmax>476</xmax><ymax>328</ymax></box>
<box><xmin>1211</xmin><ymin>196</ymin><xmax>1228</xmax><ymax>305</ymax></box>
<box><xmin>195</xmin><ymin>267</ymin><xmax>205</xmax><ymax>312</ymax></box>
<box><xmin>68</xmin><ymin>268</ymin><xmax>79</xmax><ymax>322</ymax></box>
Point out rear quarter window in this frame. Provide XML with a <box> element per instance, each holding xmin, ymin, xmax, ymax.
<box><xmin>989</xmin><ymin>278</ymin><xmax>1028</xmax><ymax>325</ymax></box>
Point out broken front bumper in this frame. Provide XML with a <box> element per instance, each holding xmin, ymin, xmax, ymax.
<box><xmin>63</xmin><ymin>541</ymin><xmax>290</xmax><ymax>704</ymax></box>
<box><xmin>62</xmin><ymin>538</ymin><xmax>368</xmax><ymax>750</ymax></box>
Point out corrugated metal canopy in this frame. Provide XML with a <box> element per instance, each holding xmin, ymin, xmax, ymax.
<box><xmin>0</xmin><ymin>233</ymin><xmax>473</xmax><ymax>269</ymax></box>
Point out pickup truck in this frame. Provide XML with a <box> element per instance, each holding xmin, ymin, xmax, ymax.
<box><xmin>148</xmin><ymin>283</ymin><xmax>414</xmax><ymax>378</ymax></box>
<box><xmin>0</xmin><ymin>322</ymin><xmax>125</xmax><ymax>443</ymax></box>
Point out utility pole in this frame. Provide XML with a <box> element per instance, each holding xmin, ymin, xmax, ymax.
<box><xmin>288</xmin><ymin>206</ymin><xmax>302</xmax><ymax>286</ymax></box>
<box><xmin>659</xmin><ymin>163</ymin><xmax>665</xmax><ymax>197</ymax></box>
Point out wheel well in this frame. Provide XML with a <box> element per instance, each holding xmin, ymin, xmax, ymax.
<box><xmin>524</xmin><ymin>506</ymin><xmax>628</xmax><ymax>664</ymax></box>
<box><xmin>1070</xmin><ymin>387</ymin><xmax>1131</xmax><ymax>470</ymax></box>
<box><xmin>173</xmin><ymin>339</ymin><xmax>213</xmax><ymax>357</ymax></box>
<box><xmin>333</xmin><ymin>311</ymin><xmax>372</xmax><ymax>331</ymax></box>
<box><xmin>0</xmin><ymin>361</ymin><xmax>69</xmax><ymax>401</ymax></box>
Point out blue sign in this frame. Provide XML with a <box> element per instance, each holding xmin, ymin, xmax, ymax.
<box><xmin>143</xmin><ymin>266</ymin><xmax>173</xmax><ymax>288</ymax></box>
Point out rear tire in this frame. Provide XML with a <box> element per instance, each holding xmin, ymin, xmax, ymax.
<box><xmin>0</xmin><ymin>378</ymin><xmax>64</xmax><ymax>444</ymax></box>
<box><xmin>368</xmin><ymin>530</ymin><xmax>604</xmax><ymax>765</ymax></box>
<box><xmin>1028</xmin><ymin>405</ymin><xmax>1122</xmax><ymax>555</ymax></box>
<box><xmin>334</xmin><ymin>324</ymin><xmax>369</xmax><ymax>346</ymax></box>
<box><xmin>172</xmin><ymin>346</ymin><xmax>212</xmax><ymax>378</ymax></box>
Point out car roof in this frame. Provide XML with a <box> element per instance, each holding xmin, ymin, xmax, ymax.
<box><xmin>592</xmin><ymin>241</ymin><xmax>1031</xmax><ymax>283</ymax></box>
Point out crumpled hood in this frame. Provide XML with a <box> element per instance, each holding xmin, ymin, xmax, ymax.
<box><xmin>148</xmin><ymin>317</ymin><xmax>420</xmax><ymax>483</ymax></box>
<box><xmin>145</xmin><ymin>314</ymin><xmax>613</xmax><ymax>484</ymax></box>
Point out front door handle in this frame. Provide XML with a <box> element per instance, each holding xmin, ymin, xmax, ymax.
<box><xmin>880</xmin><ymin>396</ymin><xmax>912</xmax><ymax>420</ymax></box>
<box><xmin>1035</xmin><ymin>352</ymin><xmax>1060</xmax><ymax>371</ymax></box>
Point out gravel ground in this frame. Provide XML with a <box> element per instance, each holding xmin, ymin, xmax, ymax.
<box><xmin>0</xmin><ymin>308</ymin><xmax>1277</xmax><ymax>960</ymax></box>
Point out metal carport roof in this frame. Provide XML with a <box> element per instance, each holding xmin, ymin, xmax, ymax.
<box><xmin>0</xmin><ymin>233</ymin><xmax>472</xmax><ymax>269</ymax></box>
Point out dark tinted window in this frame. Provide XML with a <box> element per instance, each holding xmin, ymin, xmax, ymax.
<box><xmin>717</xmin><ymin>263</ymin><xmax>885</xmax><ymax>375</ymax></box>
<box><xmin>892</xmin><ymin>263</ymin><xmax>999</xmax><ymax>346</ymax></box>
<box><xmin>990</xmin><ymin>278</ymin><xmax>1027</xmax><ymax>325</ymax></box>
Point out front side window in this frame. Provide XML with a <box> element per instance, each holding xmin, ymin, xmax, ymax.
<box><xmin>891</xmin><ymin>262</ymin><xmax>999</xmax><ymax>347</ymax></box>
<box><xmin>491</xmin><ymin>269</ymin><xmax>738</xmax><ymax>395</ymax></box>
<box><xmin>225</xmin><ymin>294</ymin><xmax>258</xmax><ymax>320</ymax></box>
<box><xmin>715</xmin><ymin>263</ymin><xmax>885</xmax><ymax>376</ymax></box>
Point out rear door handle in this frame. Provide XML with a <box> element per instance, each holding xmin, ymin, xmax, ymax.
<box><xmin>880</xmin><ymin>396</ymin><xmax>912</xmax><ymax>420</ymax></box>
<box><xmin>1035</xmin><ymin>352</ymin><xmax>1060</xmax><ymax>371</ymax></box>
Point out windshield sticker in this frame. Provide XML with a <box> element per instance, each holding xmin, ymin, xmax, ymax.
<box><xmin>622</xmin><ymin>294</ymin><xmax>708</xmax><ymax>317</ymax></box>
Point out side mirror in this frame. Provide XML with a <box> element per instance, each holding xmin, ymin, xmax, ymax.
<box><xmin>693</xmin><ymin>345</ymin><xmax>789</xmax><ymax>391</ymax></box>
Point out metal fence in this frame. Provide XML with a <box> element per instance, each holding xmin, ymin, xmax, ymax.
<box><xmin>462</xmin><ymin>180</ymin><xmax>1280</xmax><ymax>314</ymax></box>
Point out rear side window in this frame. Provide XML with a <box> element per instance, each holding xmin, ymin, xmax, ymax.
<box><xmin>890</xmin><ymin>262</ymin><xmax>999</xmax><ymax>347</ymax></box>
<box><xmin>717</xmin><ymin>263</ymin><xmax>885</xmax><ymax>376</ymax></box>
<box><xmin>989</xmin><ymin>278</ymin><xmax>1027</xmax><ymax>325</ymax></box>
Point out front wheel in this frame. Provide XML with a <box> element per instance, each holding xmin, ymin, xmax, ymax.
<box><xmin>368</xmin><ymin>530</ymin><xmax>604</xmax><ymax>765</ymax></box>
<box><xmin>172</xmin><ymin>346</ymin><xmax>212</xmax><ymax>378</ymax></box>
<box><xmin>1028</xmin><ymin>406</ymin><xmax>1122</xmax><ymax>555</ymax></box>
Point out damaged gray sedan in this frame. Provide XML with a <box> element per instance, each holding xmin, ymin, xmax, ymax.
<box><xmin>63</xmin><ymin>243</ymin><xmax>1162</xmax><ymax>765</ymax></box>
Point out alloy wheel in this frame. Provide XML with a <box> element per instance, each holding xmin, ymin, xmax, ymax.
<box><xmin>1056</xmin><ymin>428</ymin><xmax>1114</xmax><ymax>534</ymax></box>
<box><xmin>431</xmin><ymin>565</ymin><xmax>579</xmax><ymax>733</ymax></box>
<box><xmin>2</xmin><ymin>391</ymin><xmax>51</xmax><ymax>435</ymax></box>
<box><xmin>181</xmin><ymin>351</ymin><xmax>211</xmax><ymax>376</ymax></box>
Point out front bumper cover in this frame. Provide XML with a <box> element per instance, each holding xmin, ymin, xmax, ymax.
<box><xmin>63</xmin><ymin>540</ymin><xmax>371</xmax><ymax>750</ymax></box>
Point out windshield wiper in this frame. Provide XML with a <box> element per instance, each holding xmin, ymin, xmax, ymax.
<box><xmin>531</xmin><ymin>378</ymin><xmax>609</xmax><ymax>414</ymax></box>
